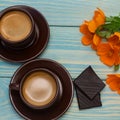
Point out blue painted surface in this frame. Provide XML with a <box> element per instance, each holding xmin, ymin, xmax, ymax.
<box><xmin>0</xmin><ymin>0</ymin><xmax>120</xmax><ymax>120</ymax></box>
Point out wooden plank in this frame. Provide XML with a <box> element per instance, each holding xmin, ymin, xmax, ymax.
<box><xmin>0</xmin><ymin>0</ymin><xmax>120</xmax><ymax>26</ymax></box>
<box><xmin>0</xmin><ymin>78</ymin><xmax>120</xmax><ymax>120</ymax></box>
<box><xmin>0</xmin><ymin>27</ymin><xmax>119</xmax><ymax>79</ymax></box>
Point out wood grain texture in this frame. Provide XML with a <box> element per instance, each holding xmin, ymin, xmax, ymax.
<box><xmin>0</xmin><ymin>78</ymin><xmax>120</xmax><ymax>120</ymax></box>
<box><xmin>0</xmin><ymin>27</ymin><xmax>118</xmax><ymax>79</ymax></box>
<box><xmin>0</xmin><ymin>0</ymin><xmax>120</xmax><ymax>120</ymax></box>
<box><xmin>0</xmin><ymin>0</ymin><xmax>120</xmax><ymax>26</ymax></box>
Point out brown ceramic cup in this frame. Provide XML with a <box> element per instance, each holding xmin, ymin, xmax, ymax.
<box><xmin>0</xmin><ymin>6</ymin><xmax>36</xmax><ymax>50</ymax></box>
<box><xmin>9</xmin><ymin>68</ymin><xmax>63</xmax><ymax>110</ymax></box>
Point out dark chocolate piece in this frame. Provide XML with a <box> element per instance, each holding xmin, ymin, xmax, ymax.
<box><xmin>75</xmin><ymin>86</ymin><xmax>102</xmax><ymax>109</ymax></box>
<box><xmin>74</xmin><ymin>66</ymin><xmax>105</xmax><ymax>99</ymax></box>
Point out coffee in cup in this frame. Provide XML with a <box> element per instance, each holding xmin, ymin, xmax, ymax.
<box><xmin>0</xmin><ymin>10</ymin><xmax>32</xmax><ymax>42</ymax></box>
<box><xmin>0</xmin><ymin>6</ymin><xmax>36</xmax><ymax>49</ymax></box>
<box><xmin>22</xmin><ymin>70</ymin><xmax>58</xmax><ymax>107</ymax></box>
<box><xmin>9</xmin><ymin>68</ymin><xmax>63</xmax><ymax>109</ymax></box>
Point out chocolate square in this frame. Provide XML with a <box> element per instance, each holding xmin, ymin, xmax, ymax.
<box><xmin>75</xmin><ymin>86</ymin><xmax>102</xmax><ymax>109</ymax></box>
<box><xmin>74</xmin><ymin>66</ymin><xmax>105</xmax><ymax>99</ymax></box>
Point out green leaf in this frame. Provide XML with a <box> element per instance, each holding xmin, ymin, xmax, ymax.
<box><xmin>96</xmin><ymin>15</ymin><xmax>120</xmax><ymax>38</ymax></box>
<box><xmin>96</xmin><ymin>30</ymin><xmax>111</xmax><ymax>38</ymax></box>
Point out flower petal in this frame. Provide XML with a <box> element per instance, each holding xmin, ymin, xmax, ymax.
<box><xmin>93</xmin><ymin>34</ymin><xmax>101</xmax><ymax>46</ymax></box>
<box><xmin>106</xmin><ymin>74</ymin><xmax>120</xmax><ymax>84</ymax></box>
<box><xmin>109</xmin><ymin>81</ymin><xmax>119</xmax><ymax>91</ymax></box>
<box><xmin>106</xmin><ymin>74</ymin><xmax>120</xmax><ymax>94</ymax></box>
<box><xmin>99</xmin><ymin>54</ymin><xmax>115</xmax><ymax>66</ymax></box>
<box><xmin>88</xmin><ymin>20</ymin><xmax>97</xmax><ymax>33</ymax></box>
<box><xmin>94</xmin><ymin>14</ymin><xmax>105</xmax><ymax>26</ymax></box>
<box><xmin>81</xmin><ymin>35</ymin><xmax>93</xmax><ymax>45</ymax></box>
<box><xmin>97</xmin><ymin>43</ymin><xmax>110</xmax><ymax>55</ymax></box>
<box><xmin>116</xmin><ymin>74</ymin><xmax>120</xmax><ymax>78</ymax></box>
<box><xmin>108</xmin><ymin>34</ymin><xmax>119</xmax><ymax>46</ymax></box>
<box><xmin>94</xmin><ymin>8</ymin><xmax>105</xmax><ymax>26</ymax></box>
<box><xmin>114</xmin><ymin>32</ymin><xmax>120</xmax><ymax>38</ymax></box>
<box><xmin>96</xmin><ymin>8</ymin><xmax>105</xmax><ymax>18</ymax></box>
<box><xmin>80</xmin><ymin>23</ymin><xmax>89</xmax><ymax>35</ymax></box>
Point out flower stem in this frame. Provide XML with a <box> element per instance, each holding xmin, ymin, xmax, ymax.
<box><xmin>114</xmin><ymin>65</ymin><xmax>119</xmax><ymax>71</ymax></box>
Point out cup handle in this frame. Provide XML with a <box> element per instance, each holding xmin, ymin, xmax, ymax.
<box><xmin>9</xmin><ymin>83</ymin><xmax>20</xmax><ymax>91</ymax></box>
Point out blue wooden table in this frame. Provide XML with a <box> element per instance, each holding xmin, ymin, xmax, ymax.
<box><xmin>0</xmin><ymin>0</ymin><xmax>120</xmax><ymax>120</ymax></box>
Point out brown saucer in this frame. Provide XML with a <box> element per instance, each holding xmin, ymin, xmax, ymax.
<box><xmin>9</xmin><ymin>59</ymin><xmax>74</xmax><ymax>120</ymax></box>
<box><xmin>0</xmin><ymin>5</ymin><xmax>50</xmax><ymax>63</ymax></box>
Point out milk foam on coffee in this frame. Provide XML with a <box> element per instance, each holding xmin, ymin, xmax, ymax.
<box><xmin>22</xmin><ymin>71</ymin><xmax>57</xmax><ymax>107</ymax></box>
<box><xmin>0</xmin><ymin>11</ymin><xmax>32</xmax><ymax>42</ymax></box>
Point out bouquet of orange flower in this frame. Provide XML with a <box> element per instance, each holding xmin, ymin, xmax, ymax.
<box><xmin>80</xmin><ymin>8</ymin><xmax>120</xmax><ymax>71</ymax></box>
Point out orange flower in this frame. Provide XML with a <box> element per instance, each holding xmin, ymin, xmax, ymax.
<box><xmin>88</xmin><ymin>8</ymin><xmax>105</xmax><ymax>33</ymax></box>
<box><xmin>80</xmin><ymin>8</ymin><xmax>120</xmax><ymax>70</ymax></box>
<box><xmin>80</xmin><ymin>8</ymin><xmax>105</xmax><ymax>50</ymax></box>
<box><xmin>97</xmin><ymin>43</ymin><xmax>120</xmax><ymax>66</ymax></box>
<box><xmin>106</xmin><ymin>74</ymin><xmax>120</xmax><ymax>94</ymax></box>
<box><xmin>80</xmin><ymin>21</ymin><xmax>101</xmax><ymax>50</ymax></box>
<box><xmin>108</xmin><ymin>32</ymin><xmax>120</xmax><ymax>48</ymax></box>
